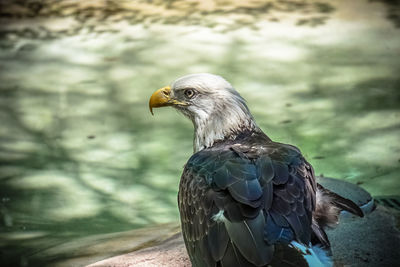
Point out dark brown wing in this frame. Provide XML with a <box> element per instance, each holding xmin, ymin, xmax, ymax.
<box><xmin>178</xmin><ymin>140</ymin><xmax>317</xmax><ymax>267</ymax></box>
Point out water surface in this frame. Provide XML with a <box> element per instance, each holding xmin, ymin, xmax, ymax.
<box><xmin>0</xmin><ymin>0</ymin><xmax>399</xmax><ymax>265</ymax></box>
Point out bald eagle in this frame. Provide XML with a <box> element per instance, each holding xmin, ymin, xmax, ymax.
<box><xmin>149</xmin><ymin>73</ymin><xmax>363</xmax><ymax>267</ymax></box>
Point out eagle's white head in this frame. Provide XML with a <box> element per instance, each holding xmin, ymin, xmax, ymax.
<box><xmin>149</xmin><ymin>73</ymin><xmax>259</xmax><ymax>152</ymax></box>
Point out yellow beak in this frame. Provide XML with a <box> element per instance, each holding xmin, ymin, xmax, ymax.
<box><xmin>149</xmin><ymin>86</ymin><xmax>187</xmax><ymax>115</ymax></box>
<box><xmin>149</xmin><ymin>86</ymin><xmax>172</xmax><ymax>115</ymax></box>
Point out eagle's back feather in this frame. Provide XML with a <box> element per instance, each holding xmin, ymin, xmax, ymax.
<box><xmin>178</xmin><ymin>132</ymin><xmax>329</xmax><ymax>266</ymax></box>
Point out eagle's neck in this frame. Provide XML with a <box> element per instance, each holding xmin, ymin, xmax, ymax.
<box><xmin>192</xmin><ymin>105</ymin><xmax>258</xmax><ymax>152</ymax></box>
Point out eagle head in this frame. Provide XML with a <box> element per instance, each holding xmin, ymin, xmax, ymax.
<box><xmin>149</xmin><ymin>73</ymin><xmax>259</xmax><ymax>152</ymax></box>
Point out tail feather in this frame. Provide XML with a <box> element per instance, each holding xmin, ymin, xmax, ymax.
<box><xmin>312</xmin><ymin>184</ymin><xmax>363</xmax><ymax>247</ymax></box>
<box><xmin>311</xmin><ymin>218</ymin><xmax>330</xmax><ymax>248</ymax></box>
<box><xmin>317</xmin><ymin>184</ymin><xmax>364</xmax><ymax>218</ymax></box>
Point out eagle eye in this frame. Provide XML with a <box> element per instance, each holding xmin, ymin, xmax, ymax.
<box><xmin>184</xmin><ymin>88</ymin><xmax>196</xmax><ymax>99</ymax></box>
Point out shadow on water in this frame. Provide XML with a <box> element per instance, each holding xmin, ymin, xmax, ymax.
<box><xmin>0</xmin><ymin>0</ymin><xmax>336</xmax><ymax>40</ymax></box>
<box><xmin>296</xmin><ymin>77</ymin><xmax>400</xmax><ymax>112</ymax></box>
<box><xmin>0</xmin><ymin>59</ymin><xmax>191</xmax><ymax>265</ymax></box>
<box><xmin>371</xmin><ymin>0</ymin><xmax>400</xmax><ymax>28</ymax></box>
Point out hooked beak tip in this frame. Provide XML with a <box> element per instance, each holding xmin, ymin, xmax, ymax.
<box><xmin>149</xmin><ymin>86</ymin><xmax>171</xmax><ymax>115</ymax></box>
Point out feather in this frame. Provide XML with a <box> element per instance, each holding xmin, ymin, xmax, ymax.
<box><xmin>263</xmin><ymin>182</ymin><xmax>273</xmax><ymax>210</ymax></box>
<box><xmin>272</xmin><ymin>161</ymin><xmax>289</xmax><ymax>185</ymax></box>
<box><xmin>213</xmin><ymin>167</ymin><xmax>234</xmax><ymax>189</ymax></box>
<box><xmin>320</xmin><ymin>185</ymin><xmax>364</xmax><ymax>217</ymax></box>
<box><xmin>239</xmin><ymin>202</ymin><xmax>261</xmax><ymax>219</ymax></box>
<box><xmin>314</xmin><ymin>184</ymin><xmax>363</xmax><ymax>229</ymax></box>
<box><xmin>256</xmin><ymin>156</ymin><xmax>274</xmax><ymax>185</ymax></box>
<box><xmin>270</xmin><ymin>210</ymin><xmax>290</xmax><ymax>227</ymax></box>
<box><xmin>221</xmin><ymin>241</ymin><xmax>254</xmax><ymax>267</ymax></box>
<box><xmin>225</xmin><ymin>212</ymin><xmax>273</xmax><ymax>265</ymax></box>
<box><xmin>223</xmin><ymin>199</ymin><xmax>246</xmax><ymax>222</ymax></box>
<box><xmin>268</xmin><ymin>243</ymin><xmax>309</xmax><ymax>267</ymax></box>
<box><xmin>284</xmin><ymin>212</ymin><xmax>306</xmax><ymax>244</ymax></box>
<box><xmin>298</xmin><ymin>214</ymin><xmax>312</xmax><ymax>244</ymax></box>
<box><xmin>294</xmin><ymin>200</ymin><xmax>306</xmax><ymax>216</ymax></box>
<box><xmin>287</xmin><ymin>178</ymin><xmax>301</xmax><ymax>198</ymax></box>
<box><xmin>197</xmin><ymin>238</ymin><xmax>216</xmax><ymax>267</ymax></box>
<box><xmin>274</xmin><ymin>187</ymin><xmax>296</xmax><ymax>203</ymax></box>
<box><xmin>264</xmin><ymin>213</ymin><xmax>294</xmax><ymax>244</ymax></box>
<box><xmin>271</xmin><ymin>194</ymin><xmax>292</xmax><ymax>215</ymax></box>
<box><xmin>208</xmin><ymin>221</ymin><xmax>229</xmax><ymax>261</ymax></box>
<box><xmin>228</xmin><ymin>179</ymin><xmax>263</xmax><ymax>206</ymax></box>
<box><xmin>311</xmin><ymin>218</ymin><xmax>330</xmax><ymax>248</ymax></box>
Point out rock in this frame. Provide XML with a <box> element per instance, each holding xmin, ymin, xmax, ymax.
<box><xmin>328</xmin><ymin>205</ymin><xmax>400</xmax><ymax>266</ymax></box>
<box><xmin>87</xmin><ymin>233</ymin><xmax>190</xmax><ymax>267</ymax></box>
<box><xmin>26</xmin><ymin>223</ymin><xmax>182</xmax><ymax>267</ymax></box>
<box><xmin>86</xmin><ymin>178</ymin><xmax>400</xmax><ymax>267</ymax></box>
<box><xmin>87</xmin><ymin>206</ymin><xmax>400</xmax><ymax>267</ymax></box>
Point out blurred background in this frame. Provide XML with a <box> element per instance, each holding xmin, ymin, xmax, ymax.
<box><xmin>0</xmin><ymin>0</ymin><xmax>399</xmax><ymax>266</ymax></box>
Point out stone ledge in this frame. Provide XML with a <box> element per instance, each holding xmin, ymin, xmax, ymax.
<box><xmin>87</xmin><ymin>178</ymin><xmax>400</xmax><ymax>267</ymax></box>
<box><xmin>87</xmin><ymin>205</ymin><xmax>400</xmax><ymax>267</ymax></box>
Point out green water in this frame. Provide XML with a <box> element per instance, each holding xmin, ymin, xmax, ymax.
<box><xmin>0</xmin><ymin>0</ymin><xmax>399</xmax><ymax>266</ymax></box>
